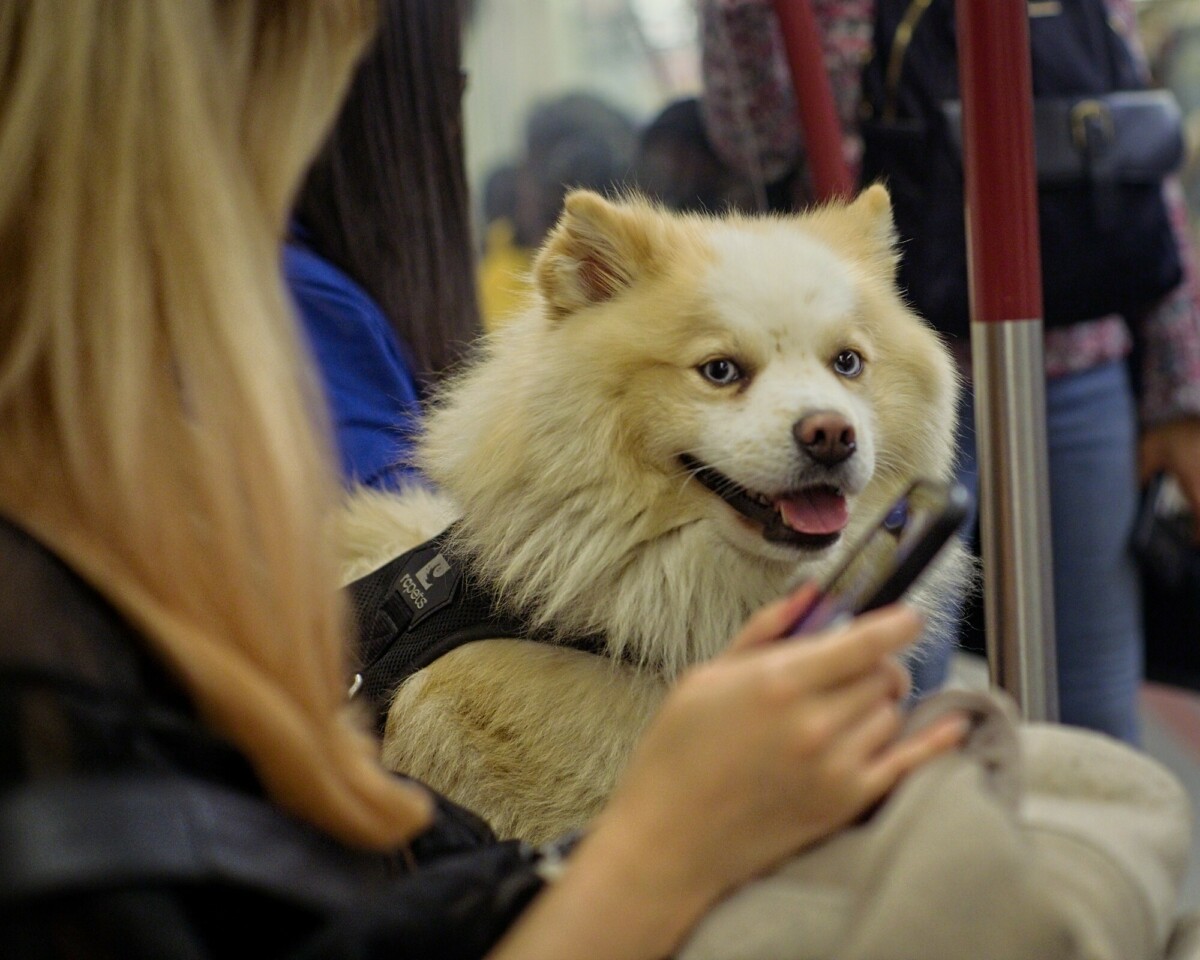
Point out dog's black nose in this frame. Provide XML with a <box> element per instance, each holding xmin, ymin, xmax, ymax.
<box><xmin>794</xmin><ymin>411</ymin><xmax>856</xmax><ymax>466</ymax></box>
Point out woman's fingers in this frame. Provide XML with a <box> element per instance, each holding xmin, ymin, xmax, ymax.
<box><xmin>882</xmin><ymin>655</ymin><xmax>911</xmax><ymax>703</ymax></box>
<box><xmin>858</xmin><ymin>710</ymin><xmax>971</xmax><ymax>799</ymax></box>
<box><xmin>727</xmin><ymin>581</ymin><xmax>820</xmax><ymax>652</ymax></box>
<box><xmin>828</xmin><ymin>689</ymin><xmax>906</xmax><ymax>761</ymax></box>
<box><xmin>799</xmin><ymin>661</ymin><xmax>907</xmax><ymax>744</ymax></box>
<box><xmin>769</xmin><ymin>604</ymin><xmax>925</xmax><ymax>693</ymax></box>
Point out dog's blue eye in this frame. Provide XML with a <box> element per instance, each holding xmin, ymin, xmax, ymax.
<box><xmin>833</xmin><ymin>349</ymin><xmax>864</xmax><ymax>378</ymax></box>
<box><xmin>699</xmin><ymin>358</ymin><xmax>742</xmax><ymax>386</ymax></box>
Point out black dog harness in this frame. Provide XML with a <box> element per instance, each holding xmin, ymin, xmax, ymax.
<box><xmin>346</xmin><ymin>526</ymin><xmax>606</xmax><ymax>731</ymax></box>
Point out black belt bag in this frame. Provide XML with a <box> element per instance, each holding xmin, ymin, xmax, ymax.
<box><xmin>869</xmin><ymin>88</ymin><xmax>1185</xmax><ymax>335</ymax></box>
<box><xmin>941</xmin><ymin>89</ymin><xmax>1185</xmax><ymax>185</ymax></box>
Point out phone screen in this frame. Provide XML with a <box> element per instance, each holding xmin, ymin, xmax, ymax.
<box><xmin>788</xmin><ymin>480</ymin><xmax>970</xmax><ymax>636</ymax></box>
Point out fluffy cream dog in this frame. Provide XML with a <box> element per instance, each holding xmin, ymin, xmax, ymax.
<box><xmin>341</xmin><ymin>185</ymin><xmax>965</xmax><ymax>843</ymax></box>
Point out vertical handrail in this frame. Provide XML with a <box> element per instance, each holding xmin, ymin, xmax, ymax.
<box><xmin>770</xmin><ymin>0</ymin><xmax>854</xmax><ymax>201</ymax></box>
<box><xmin>957</xmin><ymin>0</ymin><xmax>1059</xmax><ymax>721</ymax></box>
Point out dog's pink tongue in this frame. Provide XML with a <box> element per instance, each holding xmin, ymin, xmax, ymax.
<box><xmin>778</xmin><ymin>489</ymin><xmax>848</xmax><ymax>535</ymax></box>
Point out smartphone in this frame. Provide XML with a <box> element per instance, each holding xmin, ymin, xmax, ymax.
<box><xmin>787</xmin><ymin>479</ymin><xmax>972</xmax><ymax>636</ymax></box>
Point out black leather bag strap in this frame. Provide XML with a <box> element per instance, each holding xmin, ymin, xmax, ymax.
<box><xmin>0</xmin><ymin>775</ymin><xmax>390</xmax><ymax>906</ymax></box>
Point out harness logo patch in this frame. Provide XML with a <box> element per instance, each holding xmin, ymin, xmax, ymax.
<box><xmin>416</xmin><ymin>553</ymin><xmax>450</xmax><ymax>590</ymax></box>
<box><xmin>392</xmin><ymin>543</ymin><xmax>460</xmax><ymax>627</ymax></box>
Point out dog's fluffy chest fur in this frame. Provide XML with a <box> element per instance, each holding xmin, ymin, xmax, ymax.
<box><xmin>342</xmin><ymin>187</ymin><xmax>965</xmax><ymax>842</ymax></box>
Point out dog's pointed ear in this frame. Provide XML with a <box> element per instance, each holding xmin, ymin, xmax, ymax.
<box><xmin>846</xmin><ymin>183</ymin><xmax>899</xmax><ymax>260</ymax></box>
<box><xmin>534</xmin><ymin>190</ymin><xmax>657</xmax><ymax>320</ymax></box>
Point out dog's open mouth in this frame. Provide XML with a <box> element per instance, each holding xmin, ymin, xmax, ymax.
<box><xmin>680</xmin><ymin>454</ymin><xmax>848</xmax><ymax>548</ymax></box>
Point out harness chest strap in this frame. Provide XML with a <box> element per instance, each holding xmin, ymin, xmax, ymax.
<box><xmin>345</xmin><ymin>525</ymin><xmax>606</xmax><ymax>731</ymax></box>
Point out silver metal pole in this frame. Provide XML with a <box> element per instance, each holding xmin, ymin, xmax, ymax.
<box><xmin>972</xmin><ymin>322</ymin><xmax>1059</xmax><ymax>721</ymax></box>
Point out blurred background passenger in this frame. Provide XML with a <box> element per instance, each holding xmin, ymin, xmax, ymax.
<box><xmin>477</xmin><ymin>92</ymin><xmax>636</xmax><ymax>330</ymax></box>
<box><xmin>475</xmin><ymin>161</ymin><xmax>532</xmax><ymax>326</ymax></box>
<box><xmin>629</xmin><ymin>97</ymin><xmax>761</xmax><ymax>214</ymax></box>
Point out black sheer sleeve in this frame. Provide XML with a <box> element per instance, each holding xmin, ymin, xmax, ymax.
<box><xmin>0</xmin><ymin>516</ymin><xmax>546</xmax><ymax>959</ymax></box>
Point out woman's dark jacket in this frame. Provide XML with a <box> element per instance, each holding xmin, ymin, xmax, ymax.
<box><xmin>0</xmin><ymin>516</ymin><xmax>545</xmax><ymax>959</ymax></box>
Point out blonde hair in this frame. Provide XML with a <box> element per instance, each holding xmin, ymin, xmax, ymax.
<box><xmin>0</xmin><ymin>0</ymin><xmax>432</xmax><ymax>847</ymax></box>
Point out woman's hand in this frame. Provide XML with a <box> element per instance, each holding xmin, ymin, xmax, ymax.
<box><xmin>490</xmin><ymin>587</ymin><xmax>968</xmax><ymax>960</ymax></box>
<box><xmin>602</xmin><ymin>589</ymin><xmax>966</xmax><ymax>904</ymax></box>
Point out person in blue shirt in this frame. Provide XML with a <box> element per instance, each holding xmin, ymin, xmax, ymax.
<box><xmin>286</xmin><ymin>230</ymin><xmax>423</xmax><ymax>490</ymax></box>
<box><xmin>286</xmin><ymin>0</ymin><xmax>480</xmax><ymax>490</ymax></box>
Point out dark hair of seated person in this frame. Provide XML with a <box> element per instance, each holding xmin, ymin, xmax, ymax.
<box><xmin>291</xmin><ymin>0</ymin><xmax>479</xmax><ymax>391</ymax></box>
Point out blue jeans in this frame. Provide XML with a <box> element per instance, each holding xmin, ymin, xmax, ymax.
<box><xmin>912</xmin><ymin>359</ymin><xmax>1143</xmax><ymax>744</ymax></box>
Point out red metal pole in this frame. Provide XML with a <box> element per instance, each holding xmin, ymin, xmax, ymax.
<box><xmin>771</xmin><ymin>0</ymin><xmax>854</xmax><ymax>201</ymax></box>
<box><xmin>958</xmin><ymin>0</ymin><xmax>1042</xmax><ymax>321</ymax></box>
<box><xmin>958</xmin><ymin>0</ymin><xmax>1059</xmax><ymax>721</ymax></box>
